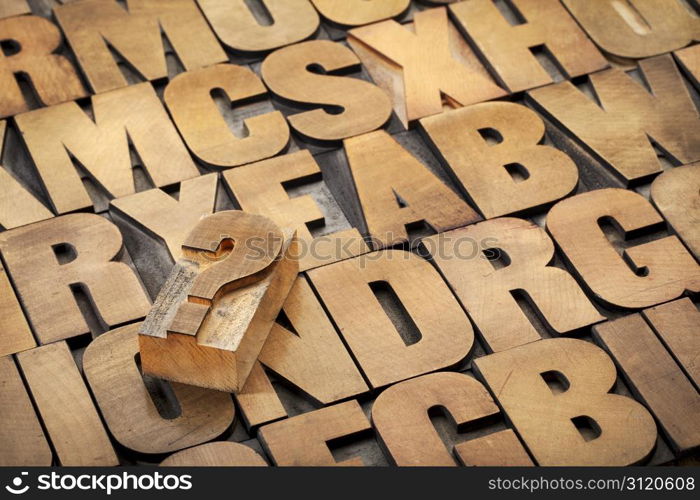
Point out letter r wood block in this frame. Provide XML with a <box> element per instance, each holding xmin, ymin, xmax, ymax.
<box><xmin>0</xmin><ymin>214</ymin><xmax>151</xmax><ymax>344</ymax></box>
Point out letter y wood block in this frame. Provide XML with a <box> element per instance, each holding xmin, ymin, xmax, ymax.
<box><xmin>139</xmin><ymin>211</ymin><xmax>298</xmax><ymax>393</ymax></box>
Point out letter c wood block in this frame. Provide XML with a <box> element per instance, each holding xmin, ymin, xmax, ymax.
<box><xmin>83</xmin><ymin>323</ymin><xmax>234</xmax><ymax>455</ymax></box>
<box><xmin>164</xmin><ymin>64</ymin><xmax>289</xmax><ymax>168</ymax></box>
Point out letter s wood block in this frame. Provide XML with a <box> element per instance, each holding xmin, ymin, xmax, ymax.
<box><xmin>139</xmin><ymin>211</ymin><xmax>298</xmax><ymax>393</ymax></box>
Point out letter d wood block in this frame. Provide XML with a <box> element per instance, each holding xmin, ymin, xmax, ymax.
<box><xmin>139</xmin><ymin>211</ymin><xmax>298</xmax><ymax>393</ymax></box>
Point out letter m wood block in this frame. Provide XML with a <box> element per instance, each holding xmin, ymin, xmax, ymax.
<box><xmin>55</xmin><ymin>0</ymin><xmax>226</xmax><ymax>93</ymax></box>
<box><xmin>15</xmin><ymin>82</ymin><xmax>199</xmax><ymax>214</ymax></box>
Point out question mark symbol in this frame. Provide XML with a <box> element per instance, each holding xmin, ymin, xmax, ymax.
<box><xmin>168</xmin><ymin>211</ymin><xmax>284</xmax><ymax>335</ymax></box>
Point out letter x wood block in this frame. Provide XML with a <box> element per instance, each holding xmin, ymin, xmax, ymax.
<box><xmin>139</xmin><ymin>211</ymin><xmax>298</xmax><ymax>393</ymax></box>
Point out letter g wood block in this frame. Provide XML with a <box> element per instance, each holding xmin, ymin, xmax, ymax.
<box><xmin>139</xmin><ymin>211</ymin><xmax>298</xmax><ymax>393</ymax></box>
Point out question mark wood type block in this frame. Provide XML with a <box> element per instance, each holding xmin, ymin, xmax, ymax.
<box><xmin>138</xmin><ymin>211</ymin><xmax>298</xmax><ymax>393</ymax></box>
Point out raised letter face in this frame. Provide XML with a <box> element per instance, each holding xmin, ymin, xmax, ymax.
<box><xmin>83</xmin><ymin>323</ymin><xmax>235</xmax><ymax>454</ymax></box>
<box><xmin>475</xmin><ymin>338</ymin><xmax>657</xmax><ymax>465</ymax></box>
<box><xmin>348</xmin><ymin>7</ymin><xmax>506</xmax><ymax>127</ymax></box>
<box><xmin>0</xmin><ymin>16</ymin><xmax>86</xmax><ymax>118</ymax></box>
<box><xmin>529</xmin><ymin>55</ymin><xmax>700</xmax><ymax>184</ymax></box>
<box><xmin>343</xmin><ymin>130</ymin><xmax>480</xmax><ymax>248</ymax></box>
<box><xmin>258</xmin><ymin>401</ymin><xmax>370</xmax><ymax>466</ymax></box>
<box><xmin>420</xmin><ymin>102</ymin><xmax>579</xmax><ymax>218</ymax></box>
<box><xmin>311</xmin><ymin>0</ymin><xmax>410</xmax><ymax>27</ymax></box>
<box><xmin>308</xmin><ymin>250</ymin><xmax>474</xmax><ymax>388</ymax></box>
<box><xmin>55</xmin><ymin>0</ymin><xmax>226</xmax><ymax>93</ymax></box>
<box><xmin>261</xmin><ymin>40</ymin><xmax>392</xmax><ymax>141</ymax></box>
<box><xmin>546</xmin><ymin>188</ymin><xmax>700</xmax><ymax>309</ymax></box>
<box><xmin>424</xmin><ymin>218</ymin><xmax>603</xmax><ymax>352</ymax></box>
<box><xmin>450</xmin><ymin>0</ymin><xmax>607</xmax><ymax>92</ymax></box>
<box><xmin>650</xmin><ymin>163</ymin><xmax>700</xmax><ymax>260</ymax></box>
<box><xmin>595</xmin><ymin>313</ymin><xmax>700</xmax><ymax>455</ymax></box>
<box><xmin>0</xmin><ymin>214</ymin><xmax>151</xmax><ymax>344</ymax></box>
<box><xmin>372</xmin><ymin>372</ymin><xmax>502</xmax><ymax>466</ymax></box>
<box><xmin>16</xmin><ymin>83</ymin><xmax>199</xmax><ymax>214</ymax></box>
<box><xmin>563</xmin><ymin>0</ymin><xmax>700</xmax><ymax>59</ymax></box>
<box><xmin>199</xmin><ymin>0</ymin><xmax>319</xmax><ymax>52</ymax></box>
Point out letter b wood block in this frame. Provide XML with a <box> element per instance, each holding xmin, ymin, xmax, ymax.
<box><xmin>475</xmin><ymin>338</ymin><xmax>657</xmax><ymax>465</ymax></box>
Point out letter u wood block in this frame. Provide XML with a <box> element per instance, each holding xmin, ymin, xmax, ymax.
<box><xmin>139</xmin><ymin>211</ymin><xmax>298</xmax><ymax>392</ymax></box>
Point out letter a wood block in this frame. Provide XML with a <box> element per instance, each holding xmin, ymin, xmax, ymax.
<box><xmin>139</xmin><ymin>211</ymin><xmax>298</xmax><ymax>392</ymax></box>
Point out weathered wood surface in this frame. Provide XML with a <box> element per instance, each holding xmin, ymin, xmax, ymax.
<box><xmin>0</xmin><ymin>0</ymin><xmax>697</xmax><ymax>468</ymax></box>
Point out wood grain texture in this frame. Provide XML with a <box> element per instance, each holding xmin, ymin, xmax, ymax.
<box><xmin>344</xmin><ymin>130</ymin><xmax>480</xmax><ymax>248</ymax></box>
<box><xmin>643</xmin><ymin>298</ymin><xmax>700</xmax><ymax>389</ymax></box>
<box><xmin>83</xmin><ymin>323</ymin><xmax>235</xmax><ymax>454</ymax></box>
<box><xmin>425</xmin><ymin>218</ymin><xmax>604</xmax><ymax>353</ymax></box>
<box><xmin>454</xmin><ymin>429</ymin><xmax>533</xmax><ymax>467</ymax></box>
<box><xmin>450</xmin><ymin>0</ymin><xmax>606</xmax><ymax>93</ymax></box>
<box><xmin>0</xmin><ymin>15</ymin><xmax>86</xmax><ymax>118</ymax></box>
<box><xmin>0</xmin><ymin>214</ymin><xmax>151</xmax><ymax>344</ymax></box>
<box><xmin>0</xmin><ymin>355</ymin><xmax>52</xmax><ymax>466</ymax></box>
<box><xmin>54</xmin><ymin>0</ymin><xmax>226</xmax><ymax>93</ymax></box>
<box><xmin>0</xmin><ymin>259</ymin><xmax>35</xmax><ymax>357</ymax></box>
<box><xmin>236</xmin><ymin>276</ymin><xmax>368</xmax><ymax>425</ymax></box>
<box><xmin>223</xmin><ymin>150</ymin><xmax>369</xmax><ymax>271</ymax></box>
<box><xmin>311</xmin><ymin>0</ymin><xmax>409</xmax><ymax>26</ymax></box>
<box><xmin>0</xmin><ymin>0</ymin><xmax>29</xmax><ymax>18</ymax></box>
<box><xmin>675</xmin><ymin>43</ymin><xmax>700</xmax><ymax>89</ymax></box>
<box><xmin>164</xmin><ymin>64</ymin><xmax>289</xmax><ymax>168</ymax></box>
<box><xmin>261</xmin><ymin>40</ymin><xmax>392</xmax><ymax>141</ymax></box>
<box><xmin>372</xmin><ymin>372</ymin><xmax>500</xmax><ymax>466</ymax></box>
<box><xmin>235</xmin><ymin>361</ymin><xmax>286</xmax><ymax>428</ymax></box>
<box><xmin>15</xmin><ymin>82</ymin><xmax>199</xmax><ymax>215</ymax></box>
<box><xmin>17</xmin><ymin>342</ymin><xmax>118</xmax><ymax>466</ymax></box>
<box><xmin>0</xmin><ymin>121</ymin><xmax>53</xmax><ymax>230</ymax></box>
<box><xmin>308</xmin><ymin>249</ymin><xmax>473</xmax><ymax>388</ymax></box>
<box><xmin>420</xmin><ymin>102</ymin><xmax>579</xmax><ymax>218</ymax></box>
<box><xmin>347</xmin><ymin>7</ymin><xmax>506</xmax><ymax>127</ymax></box>
<box><xmin>474</xmin><ymin>338</ymin><xmax>657</xmax><ymax>465</ymax></box>
<box><xmin>528</xmin><ymin>55</ymin><xmax>700</xmax><ymax>185</ymax></box>
<box><xmin>161</xmin><ymin>442</ymin><xmax>267</xmax><ymax>466</ymax></box>
<box><xmin>650</xmin><ymin>163</ymin><xmax>700</xmax><ymax>259</ymax></box>
<box><xmin>546</xmin><ymin>188</ymin><xmax>700</xmax><ymax>309</ymax></box>
<box><xmin>198</xmin><ymin>0</ymin><xmax>319</xmax><ymax>52</ymax></box>
<box><xmin>139</xmin><ymin>211</ymin><xmax>299</xmax><ymax>392</ymax></box>
<box><xmin>595</xmin><ymin>314</ymin><xmax>700</xmax><ymax>455</ymax></box>
<box><xmin>563</xmin><ymin>0</ymin><xmax>699</xmax><ymax>59</ymax></box>
<box><xmin>258</xmin><ymin>400</ymin><xmax>370</xmax><ymax>466</ymax></box>
<box><xmin>110</xmin><ymin>174</ymin><xmax>218</xmax><ymax>262</ymax></box>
